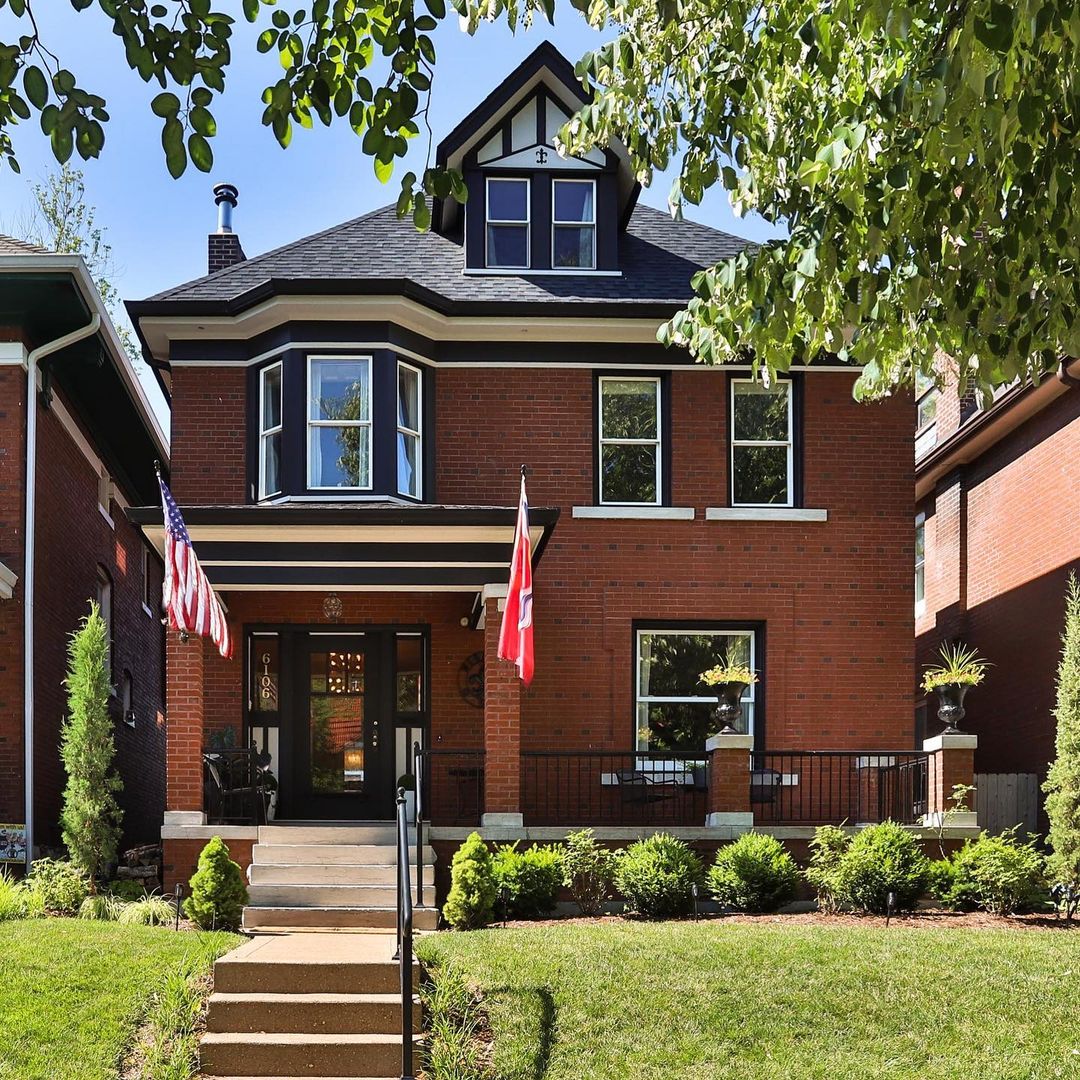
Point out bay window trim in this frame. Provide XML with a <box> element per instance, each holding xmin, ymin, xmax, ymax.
<box><xmin>551</xmin><ymin>177</ymin><xmax>597</xmax><ymax>271</ymax></box>
<box><xmin>258</xmin><ymin>360</ymin><xmax>283</xmax><ymax>501</ymax></box>
<box><xmin>396</xmin><ymin>359</ymin><xmax>423</xmax><ymax>500</ymax></box>
<box><xmin>730</xmin><ymin>376</ymin><xmax>795</xmax><ymax>509</ymax></box>
<box><xmin>597</xmin><ymin>374</ymin><xmax>663</xmax><ymax>506</ymax></box>
<box><xmin>306</xmin><ymin>354</ymin><xmax>373</xmax><ymax>492</ymax></box>
<box><xmin>485</xmin><ymin>176</ymin><xmax>530</xmax><ymax>270</ymax></box>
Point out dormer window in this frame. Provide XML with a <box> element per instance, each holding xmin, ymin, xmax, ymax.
<box><xmin>553</xmin><ymin>179</ymin><xmax>595</xmax><ymax>269</ymax></box>
<box><xmin>307</xmin><ymin>357</ymin><xmax>372</xmax><ymax>490</ymax></box>
<box><xmin>486</xmin><ymin>178</ymin><xmax>530</xmax><ymax>268</ymax></box>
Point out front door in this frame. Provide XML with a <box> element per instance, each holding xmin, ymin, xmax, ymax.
<box><xmin>292</xmin><ymin>634</ymin><xmax>394</xmax><ymax>819</ymax></box>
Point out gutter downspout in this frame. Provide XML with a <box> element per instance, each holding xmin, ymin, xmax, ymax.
<box><xmin>23</xmin><ymin>314</ymin><xmax>101</xmax><ymax>869</ymax></box>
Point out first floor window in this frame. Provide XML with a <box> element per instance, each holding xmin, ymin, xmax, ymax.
<box><xmin>259</xmin><ymin>361</ymin><xmax>283</xmax><ymax>499</ymax></box>
<box><xmin>486</xmin><ymin>178</ymin><xmax>529</xmax><ymax>268</ymax></box>
<box><xmin>96</xmin><ymin>565</ymin><xmax>113</xmax><ymax>684</ymax></box>
<box><xmin>308</xmin><ymin>356</ymin><xmax>371</xmax><ymax>489</ymax></box>
<box><xmin>599</xmin><ymin>376</ymin><xmax>661</xmax><ymax>504</ymax></box>
<box><xmin>141</xmin><ymin>546</ymin><xmax>153</xmax><ymax>613</ymax></box>
<box><xmin>636</xmin><ymin>628</ymin><xmax>756</xmax><ymax>751</ymax></box>
<box><xmin>552</xmin><ymin>179</ymin><xmax>595</xmax><ymax>269</ymax></box>
<box><xmin>397</xmin><ymin>362</ymin><xmax>422</xmax><ymax>498</ymax></box>
<box><xmin>915</xmin><ymin>515</ymin><xmax>926</xmax><ymax>614</ymax></box>
<box><xmin>731</xmin><ymin>378</ymin><xmax>793</xmax><ymax>506</ymax></box>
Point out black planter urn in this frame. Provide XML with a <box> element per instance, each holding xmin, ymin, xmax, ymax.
<box><xmin>934</xmin><ymin>682</ymin><xmax>970</xmax><ymax>734</ymax></box>
<box><xmin>714</xmin><ymin>680</ymin><xmax>748</xmax><ymax>735</ymax></box>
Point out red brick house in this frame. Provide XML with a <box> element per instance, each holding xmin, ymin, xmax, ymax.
<box><xmin>127</xmin><ymin>45</ymin><xmax>971</xmax><ymax>912</ymax></box>
<box><xmin>0</xmin><ymin>236</ymin><xmax>169</xmax><ymax>865</ymax></box>
<box><xmin>915</xmin><ymin>360</ymin><xmax>1080</xmax><ymax>833</ymax></box>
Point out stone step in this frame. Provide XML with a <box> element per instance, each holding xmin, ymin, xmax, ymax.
<box><xmin>207</xmin><ymin>992</ymin><xmax>421</xmax><ymax>1034</ymax></box>
<box><xmin>247</xmin><ymin>883</ymin><xmax>428</xmax><ymax>908</ymax></box>
<box><xmin>258</xmin><ymin>825</ymin><xmax>421</xmax><ymax>846</ymax></box>
<box><xmin>241</xmin><ymin>905</ymin><xmax>439</xmax><ymax>933</ymax></box>
<box><xmin>200</xmin><ymin>1032</ymin><xmax>420</xmax><ymax>1078</ymax></box>
<box><xmin>251</xmin><ymin>843</ymin><xmax>435</xmax><ymax>866</ymax></box>
<box><xmin>213</xmin><ymin>933</ymin><xmax>420</xmax><ymax>994</ymax></box>
<box><xmin>249</xmin><ymin>862</ymin><xmax>434</xmax><ymax>886</ymax></box>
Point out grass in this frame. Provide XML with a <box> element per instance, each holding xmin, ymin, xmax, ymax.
<box><xmin>0</xmin><ymin>919</ymin><xmax>239</xmax><ymax>1080</ymax></box>
<box><xmin>418</xmin><ymin>920</ymin><xmax>1080</xmax><ymax>1080</ymax></box>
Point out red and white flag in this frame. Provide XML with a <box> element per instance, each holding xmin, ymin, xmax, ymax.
<box><xmin>158</xmin><ymin>473</ymin><xmax>233</xmax><ymax>660</ymax></box>
<box><xmin>498</xmin><ymin>472</ymin><xmax>534</xmax><ymax>685</ymax></box>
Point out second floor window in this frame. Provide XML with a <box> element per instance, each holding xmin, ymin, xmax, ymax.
<box><xmin>397</xmin><ymin>362</ymin><xmax>422</xmax><ymax>499</ymax></box>
<box><xmin>915</xmin><ymin>515</ymin><xmax>926</xmax><ymax>615</ymax></box>
<box><xmin>915</xmin><ymin>371</ymin><xmax>938</xmax><ymax>459</ymax></box>
<box><xmin>259</xmin><ymin>361</ymin><xmax>283</xmax><ymax>499</ymax></box>
<box><xmin>308</xmin><ymin>357</ymin><xmax>371</xmax><ymax>489</ymax></box>
<box><xmin>731</xmin><ymin>378</ymin><xmax>793</xmax><ymax>506</ymax></box>
<box><xmin>552</xmin><ymin>179</ymin><xmax>595</xmax><ymax>269</ymax></box>
<box><xmin>486</xmin><ymin>178</ymin><xmax>530</xmax><ymax>269</ymax></box>
<box><xmin>599</xmin><ymin>377</ymin><xmax>661</xmax><ymax>505</ymax></box>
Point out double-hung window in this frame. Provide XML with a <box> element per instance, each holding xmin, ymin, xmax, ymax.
<box><xmin>486</xmin><ymin>178</ymin><xmax>529</xmax><ymax>269</ymax></box>
<box><xmin>731</xmin><ymin>378</ymin><xmax>793</xmax><ymax>506</ymax></box>
<box><xmin>636</xmin><ymin>628</ymin><xmax>757</xmax><ymax>751</ymax></box>
<box><xmin>915</xmin><ymin>371</ymin><xmax>938</xmax><ymax>459</ymax></box>
<box><xmin>258</xmin><ymin>361</ymin><xmax>283</xmax><ymax>499</ymax></box>
<box><xmin>397</xmin><ymin>362</ymin><xmax>422</xmax><ymax>499</ymax></box>
<box><xmin>598</xmin><ymin>377</ymin><xmax>661</xmax><ymax>504</ymax></box>
<box><xmin>308</xmin><ymin>357</ymin><xmax>372</xmax><ymax>489</ymax></box>
<box><xmin>915</xmin><ymin>514</ymin><xmax>926</xmax><ymax>616</ymax></box>
<box><xmin>552</xmin><ymin>179</ymin><xmax>595</xmax><ymax>269</ymax></box>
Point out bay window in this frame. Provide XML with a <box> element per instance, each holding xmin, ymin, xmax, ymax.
<box><xmin>552</xmin><ymin>179</ymin><xmax>595</xmax><ymax>269</ymax></box>
<box><xmin>599</xmin><ymin>376</ymin><xmax>662</xmax><ymax>504</ymax></box>
<box><xmin>258</xmin><ymin>361</ymin><xmax>283</xmax><ymax>499</ymax></box>
<box><xmin>731</xmin><ymin>378</ymin><xmax>793</xmax><ymax>506</ymax></box>
<box><xmin>397</xmin><ymin>362</ymin><xmax>422</xmax><ymax>499</ymax></box>
<box><xmin>307</xmin><ymin>357</ymin><xmax>371</xmax><ymax>490</ymax></box>
<box><xmin>486</xmin><ymin>178</ymin><xmax>530</xmax><ymax>269</ymax></box>
<box><xmin>636</xmin><ymin>628</ymin><xmax>757</xmax><ymax>751</ymax></box>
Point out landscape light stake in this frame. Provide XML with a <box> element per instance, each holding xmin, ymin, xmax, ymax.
<box><xmin>173</xmin><ymin>883</ymin><xmax>183</xmax><ymax>931</ymax></box>
<box><xmin>885</xmin><ymin>891</ymin><xmax>897</xmax><ymax>927</ymax></box>
<box><xmin>692</xmin><ymin>882</ymin><xmax>699</xmax><ymax>921</ymax></box>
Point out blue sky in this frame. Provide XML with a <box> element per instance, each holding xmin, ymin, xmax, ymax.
<box><xmin>0</xmin><ymin>5</ymin><xmax>781</xmax><ymax>416</ymax></box>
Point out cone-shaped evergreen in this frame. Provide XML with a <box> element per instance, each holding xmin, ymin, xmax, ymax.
<box><xmin>183</xmin><ymin>836</ymin><xmax>248</xmax><ymax>930</ymax></box>
<box><xmin>443</xmin><ymin>831</ymin><xmax>497</xmax><ymax>929</ymax></box>
<box><xmin>60</xmin><ymin>601</ymin><xmax>122</xmax><ymax>889</ymax></box>
<box><xmin>1045</xmin><ymin>573</ymin><xmax>1080</xmax><ymax>916</ymax></box>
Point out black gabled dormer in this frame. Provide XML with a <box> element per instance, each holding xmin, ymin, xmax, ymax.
<box><xmin>434</xmin><ymin>43</ymin><xmax>639</xmax><ymax>275</ymax></box>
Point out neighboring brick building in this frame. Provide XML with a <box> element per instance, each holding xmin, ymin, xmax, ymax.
<box><xmin>0</xmin><ymin>236</ymin><xmax>169</xmax><ymax>864</ymax></box>
<box><xmin>128</xmin><ymin>44</ymin><xmax>947</xmax><ymax>889</ymax></box>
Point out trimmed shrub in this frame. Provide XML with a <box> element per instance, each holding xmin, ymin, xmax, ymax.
<box><xmin>183</xmin><ymin>837</ymin><xmax>248</xmax><ymax>930</ymax></box>
<box><xmin>834</xmin><ymin>821</ymin><xmax>930</xmax><ymax>914</ymax></box>
<box><xmin>927</xmin><ymin>858</ymin><xmax>957</xmax><ymax>905</ymax></box>
<box><xmin>708</xmin><ymin>833</ymin><xmax>799</xmax><ymax>913</ymax></box>
<box><xmin>944</xmin><ymin>831</ymin><xmax>1048</xmax><ymax>915</ymax></box>
<box><xmin>443</xmin><ymin>832</ymin><xmax>497</xmax><ymax>930</ymax></box>
<box><xmin>614</xmin><ymin>833</ymin><xmax>704</xmax><ymax>918</ymax></box>
<box><xmin>26</xmin><ymin>858</ymin><xmax>89</xmax><ymax>915</ymax></box>
<box><xmin>562</xmin><ymin>828</ymin><xmax>617</xmax><ymax>917</ymax></box>
<box><xmin>804</xmin><ymin>825</ymin><xmax>851</xmax><ymax>914</ymax></box>
<box><xmin>492</xmin><ymin>842</ymin><xmax>563</xmax><ymax>919</ymax></box>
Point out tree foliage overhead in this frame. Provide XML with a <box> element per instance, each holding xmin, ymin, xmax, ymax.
<box><xmin>0</xmin><ymin>0</ymin><xmax>1076</xmax><ymax>396</ymax></box>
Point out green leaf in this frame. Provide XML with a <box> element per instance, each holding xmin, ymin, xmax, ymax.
<box><xmin>151</xmin><ymin>92</ymin><xmax>181</xmax><ymax>118</ymax></box>
<box><xmin>374</xmin><ymin>155</ymin><xmax>393</xmax><ymax>183</ymax></box>
<box><xmin>22</xmin><ymin>65</ymin><xmax>47</xmax><ymax>109</ymax></box>
<box><xmin>188</xmin><ymin>132</ymin><xmax>213</xmax><ymax>171</ymax></box>
<box><xmin>162</xmin><ymin>117</ymin><xmax>186</xmax><ymax>178</ymax></box>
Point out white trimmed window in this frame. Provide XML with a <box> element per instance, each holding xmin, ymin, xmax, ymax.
<box><xmin>397</xmin><ymin>361</ymin><xmax>422</xmax><ymax>499</ymax></box>
<box><xmin>598</xmin><ymin>377</ymin><xmax>661</xmax><ymax>505</ymax></box>
<box><xmin>259</xmin><ymin>361</ymin><xmax>283</xmax><ymax>499</ymax></box>
<box><xmin>915</xmin><ymin>371</ymin><xmax>938</xmax><ymax>458</ymax></box>
<box><xmin>636</xmin><ymin>628</ymin><xmax>756</xmax><ymax>751</ymax></box>
<box><xmin>307</xmin><ymin>356</ymin><xmax>372</xmax><ymax>490</ymax></box>
<box><xmin>486</xmin><ymin>178</ymin><xmax>530</xmax><ymax>269</ymax></box>
<box><xmin>731</xmin><ymin>379</ymin><xmax>793</xmax><ymax>506</ymax></box>
<box><xmin>96</xmin><ymin>565</ymin><xmax>114</xmax><ymax>684</ymax></box>
<box><xmin>552</xmin><ymin>179</ymin><xmax>595</xmax><ymax>270</ymax></box>
<box><xmin>141</xmin><ymin>546</ymin><xmax>153</xmax><ymax>615</ymax></box>
<box><xmin>915</xmin><ymin>514</ymin><xmax>926</xmax><ymax>616</ymax></box>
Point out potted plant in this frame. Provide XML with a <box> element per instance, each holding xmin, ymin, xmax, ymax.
<box><xmin>922</xmin><ymin>642</ymin><xmax>990</xmax><ymax>733</ymax></box>
<box><xmin>701</xmin><ymin>663</ymin><xmax>759</xmax><ymax>734</ymax></box>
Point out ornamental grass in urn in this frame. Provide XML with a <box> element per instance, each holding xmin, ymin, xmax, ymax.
<box><xmin>701</xmin><ymin>663</ymin><xmax>759</xmax><ymax>734</ymax></box>
<box><xmin>921</xmin><ymin>642</ymin><xmax>990</xmax><ymax>734</ymax></box>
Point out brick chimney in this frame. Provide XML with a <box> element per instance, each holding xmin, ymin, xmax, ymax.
<box><xmin>208</xmin><ymin>182</ymin><xmax>245</xmax><ymax>273</ymax></box>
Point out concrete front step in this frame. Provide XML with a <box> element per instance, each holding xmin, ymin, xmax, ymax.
<box><xmin>258</xmin><ymin>825</ymin><xmax>421</xmax><ymax>846</ymax></box>
<box><xmin>247</xmin><ymin>883</ymin><xmax>428</xmax><ymax>908</ymax></box>
<box><xmin>207</xmin><ymin>991</ymin><xmax>421</xmax><ymax>1034</ymax></box>
<box><xmin>242</xmin><ymin>905</ymin><xmax>439</xmax><ymax>932</ymax></box>
<box><xmin>249</xmin><ymin>863</ymin><xmax>434</xmax><ymax>886</ymax></box>
<box><xmin>200</xmin><ymin>1031</ymin><xmax>421</xmax><ymax>1078</ymax></box>
<box><xmin>251</xmin><ymin>843</ymin><xmax>435</xmax><ymax>866</ymax></box>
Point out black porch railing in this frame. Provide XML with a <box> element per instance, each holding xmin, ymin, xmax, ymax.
<box><xmin>203</xmin><ymin>746</ymin><xmax>274</xmax><ymax>826</ymax></box>
<box><xmin>418</xmin><ymin>749</ymin><xmax>485</xmax><ymax>827</ymax></box>
<box><xmin>521</xmin><ymin>751</ymin><xmax>709</xmax><ymax>827</ymax></box>
<box><xmin>751</xmin><ymin>750</ymin><xmax>929</xmax><ymax>825</ymax></box>
<box><xmin>394</xmin><ymin>785</ymin><xmax>415</xmax><ymax>1080</ymax></box>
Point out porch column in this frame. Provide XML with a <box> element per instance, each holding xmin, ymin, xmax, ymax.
<box><xmin>705</xmin><ymin>732</ymin><xmax>754</xmax><ymax>830</ymax></box>
<box><xmin>482</xmin><ymin>591</ymin><xmax>523</xmax><ymax>827</ymax></box>
<box><xmin>165</xmin><ymin>632</ymin><xmax>207</xmax><ymax>820</ymax></box>
<box><xmin>922</xmin><ymin>732</ymin><xmax>978</xmax><ymax>827</ymax></box>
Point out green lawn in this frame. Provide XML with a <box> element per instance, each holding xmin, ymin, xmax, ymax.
<box><xmin>0</xmin><ymin>920</ymin><xmax>239</xmax><ymax>1080</ymax></box>
<box><xmin>419</xmin><ymin>920</ymin><xmax>1080</xmax><ymax>1080</ymax></box>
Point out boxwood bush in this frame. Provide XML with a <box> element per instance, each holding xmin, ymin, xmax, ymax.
<box><xmin>938</xmin><ymin>830</ymin><xmax>1048</xmax><ymax>914</ymax></box>
<box><xmin>614</xmin><ymin>834</ymin><xmax>703</xmax><ymax>918</ymax></box>
<box><xmin>833</xmin><ymin>821</ymin><xmax>930</xmax><ymax>914</ymax></box>
<box><xmin>492</xmin><ymin>842</ymin><xmax>563</xmax><ymax>919</ymax></box>
<box><xmin>708</xmin><ymin>832</ymin><xmax>799</xmax><ymax>913</ymax></box>
<box><xmin>562</xmin><ymin>828</ymin><xmax>617</xmax><ymax>916</ymax></box>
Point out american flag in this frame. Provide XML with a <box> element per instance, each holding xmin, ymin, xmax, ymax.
<box><xmin>158</xmin><ymin>473</ymin><xmax>233</xmax><ymax>659</ymax></box>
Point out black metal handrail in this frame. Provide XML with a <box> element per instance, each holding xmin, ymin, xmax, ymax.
<box><xmin>395</xmin><ymin>786</ymin><xmax>415</xmax><ymax>1080</ymax></box>
<box><xmin>413</xmin><ymin>741</ymin><xmax>424</xmax><ymax>908</ymax></box>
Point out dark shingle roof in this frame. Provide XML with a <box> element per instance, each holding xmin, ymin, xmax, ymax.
<box><xmin>143</xmin><ymin>203</ymin><xmax>749</xmax><ymax>311</ymax></box>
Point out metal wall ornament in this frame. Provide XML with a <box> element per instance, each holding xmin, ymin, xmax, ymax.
<box><xmin>322</xmin><ymin>592</ymin><xmax>343</xmax><ymax>621</ymax></box>
<box><xmin>458</xmin><ymin>651</ymin><xmax>485</xmax><ymax>708</ymax></box>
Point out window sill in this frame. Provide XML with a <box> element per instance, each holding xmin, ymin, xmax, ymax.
<box><xmin>464</xmin><ymin>268</ymin><xmax>623</xmax><ymax>278</ymax></box>
<box><xmin>705</xmin><ymin>507</ymin><xmax>828</xmax><ymax>522</ymax></box>
<box><xmin>142</xmin><ymin>602</ymin><xmax>155</xmax><ymax>619</ymax></box>
<box><xmin>572</xmin><ymin>506</ymin><xmax>695</xmax><ymax>521</ymax></box>
<box><xmin>98</xmin><ymin>504</ymin><xmax>115</xmax><ymax>529</ymax></box>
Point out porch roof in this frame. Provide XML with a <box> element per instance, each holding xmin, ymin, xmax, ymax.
<box><xmin>127</xmin><ymin>501</ymin><xmax>559</xmax><ymax>591</ymax></box>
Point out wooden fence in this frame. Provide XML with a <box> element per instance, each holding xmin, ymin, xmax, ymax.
<box><xmin>975</xmin><ymin>773</ymin><xmax>1041</xmax><ymax>837</ymax></box>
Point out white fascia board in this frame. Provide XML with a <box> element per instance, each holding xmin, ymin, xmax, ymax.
<box><xmin>0</xmin><ymin>341</ymin><xmax>28</xmax><ymax>367</ymax></box>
